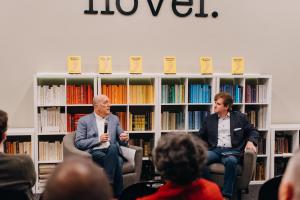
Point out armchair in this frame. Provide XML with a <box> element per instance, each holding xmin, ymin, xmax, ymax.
<box><xmin>208</xmin><ymin>149</ymin><xmax>257</xmax><ymax>200</ymax></box>
<box><xmin>63</xmin><ymin>132</ymin><xmax>143</xmax><ymax>189</ymax></box>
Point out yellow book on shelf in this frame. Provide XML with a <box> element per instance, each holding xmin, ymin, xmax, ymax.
<box><xmin>98</xmin><ymin>56</ymin><xmax>112</xmax><ymax>74</ymax></box>
<box><xmin>231</xmin><ymin>57</ymin><xmax>245</xmax><ymax>74</ymax></box>
<box><xmin>200</xmin><ymin>57</ymin><xmax>213</xmax><ymax>74</ymax></box>
<box><xmin>129</xmin><ymin>56</ymin><xmax>143</xmax><ymax>74</ymax></box>
<box><xmin>163</xmin><ymin>56</ymin><xmax>176</xmax><ymax>74</ymax></box>
<box><xmin>67</xmin><ymin>56</ymin><xmax>82</xmax><ymax>74</ymax></box>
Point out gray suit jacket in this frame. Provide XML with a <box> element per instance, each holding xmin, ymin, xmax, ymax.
<box><xmin>75</xmin><ymin>113</ymin><xmax>127</xmax><ymax>152</ymax></box>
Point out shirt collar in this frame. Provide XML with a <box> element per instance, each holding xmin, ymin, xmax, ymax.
<box><xmin>94</xmin><ymin>112</ymin><xmax>105</xmax><ymax>120</ymax></box>
<box><xmin>218</xmin><ymin>112</ymin><xmax>230</xmax><ymax>119</ymax></box>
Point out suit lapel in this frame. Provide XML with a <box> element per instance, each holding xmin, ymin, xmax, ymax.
<box><xmin>230</xmin><ymin>112</ymin><xmax>234</xmax><ymax>141</ymax></box>
<box><xmin>106</xmin><ymin>114</ymin><xmax>114</xmax><ymax>142</ymax></box>
<box><xmin>213</xmin><ymin>114</ymin><xmax>219</xmax><ymax>140</ymax></box>
<box><xmin>90</xmin><ymin>114</ymin><xmax>98</xmax><ymax>135</ymax></box>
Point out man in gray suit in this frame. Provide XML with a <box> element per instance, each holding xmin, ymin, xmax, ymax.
<box><xmin>75</xmin><ymin>95</ymin><xmax>129</xmax><ymax>198</ymax></box>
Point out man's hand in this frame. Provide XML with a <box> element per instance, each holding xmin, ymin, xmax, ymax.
<box><xmin>119</xmin><ymin>132</ymin><xmax>129</xmax><ymax>142</ymax></box>
<box><xmin>100</xmin><ymin>133</ymin><xmax>109</xmax><ymax>143</ymax></box>
<box><xmin>244</xmin><ymin>141</ymin><xmax>257</xmax><ymax>153</ymax></box>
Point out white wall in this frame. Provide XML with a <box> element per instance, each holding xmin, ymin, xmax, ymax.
<box><xmin>0</xmin><ymin>0</ymin><xmax>299</xmax><ymax>127</ymax></box>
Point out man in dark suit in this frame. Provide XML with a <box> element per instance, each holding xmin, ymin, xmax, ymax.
<box><xmin>75</xmin><ymin>95</ymin><xmax>129</xmax><ymax>198</ymax></box>
<box><xmin>197</xmin><ymin>92</ymin><xmax>258</xmax><ymax>200</ymax></box>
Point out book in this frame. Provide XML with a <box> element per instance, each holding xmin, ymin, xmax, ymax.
<box><xmin>163</xmin><ymin>56</ymin><xmax>176</xmax><ymax>74</ymax></box>
<box><xmin>231</xmin><ymin>57</ymin><xmax>245</xmax><ymax>75</ymax></box>
<box><xmin>67</xmin><ymin>56</ymin><xmax>82</xmax><ymax>74</ymax></box>
<box><xmin>200</xmin><ymin>57</ymin><xmax>213</xmax><ymax>74</ymax></box>
<box><xmin>98</xmin><ymin>56</ymin><xmax>112</xmax><ymax>74</ymax></box>
<box><xmin>129</xmin><ymin>56</ymin><xmax>143</xmax><ymax>74</ymax></box>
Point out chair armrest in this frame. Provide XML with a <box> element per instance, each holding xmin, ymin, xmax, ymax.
<box><xmin>63</xmin><ymin>133</ymin><xmax>91</xmax><ymax>159</ymax></box>
<box><xmin>121</xmin><ymin>145</ymin><xmax>143</xmax><ymax>182</ymax></box>
<box><xmin>239</xmin><ymin>149</ymin><xmax>257</xmax><ymax>189</ymax></box>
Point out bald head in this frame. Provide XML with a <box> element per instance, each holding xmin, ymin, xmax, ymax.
<box><xmin>93</xmin><ymin>95</ymin><xmax>108</xmax><ymax>106</ymax></box>
<box><xmin>93</xmin><ymin>95</ymin><xmax>111</xmax><ymax>117</ymax></box>
<box><xmin>279</xmin><ymin>149</ymin><xmax>300</xmax><ymax>200</ymax></box>
<box><xmin>42</xmin><ymin>157</ymin><xmax>112</xmax><ymax>200</ymax></box>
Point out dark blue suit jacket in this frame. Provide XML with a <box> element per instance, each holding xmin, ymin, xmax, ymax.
<box><xmin>197</xmin><ymin>111</ymin><xmax>259</xmax><ymax>152</ymax></box>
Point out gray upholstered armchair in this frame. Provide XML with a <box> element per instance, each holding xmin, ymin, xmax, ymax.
<box><xmin>63</xmin><ymin>132</ymin><xmax>143</xmax><ymax>189</ymax></box>
<box><xmin>208</xmin><ymin>149</ymin><xmax>257</xmax><ymax>200</ymax></box>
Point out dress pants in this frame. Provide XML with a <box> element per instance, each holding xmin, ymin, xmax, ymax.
<box><xmin>203</xmin><ymin>147</ymin><xmax>240</xmax><ymax>198</ymax></box>
<box><xmin>90</xmin><ymin>144</ymin><xmax>123</xmax><ymax>198</ymax></box>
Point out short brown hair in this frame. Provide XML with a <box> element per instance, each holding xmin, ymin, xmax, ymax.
<box><xmin>154</xmin><ymin>133</ymin><xmax>207</xmax><ymax>185</ymax></box>
<box><xmin>214</xmin><ymin>92</ymin><xmax>233</xmax><ymax>111</ymax></box>
<box><xmin>0</xmin><ymin>109</ymin><xmax>8</xmax><ymax>142</ymax></box>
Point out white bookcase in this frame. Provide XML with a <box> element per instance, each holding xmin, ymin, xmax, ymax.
<box><xmin>270</xmin><ymin>124</ymin><xmax>300</xmax><ymax>178</ymax></box>
<box><xmin>33</xmin><ymin>73</ymin><xmax>272</xmax><ymax>191</ymax></box>
<box><xmin>34</xmin><ymin>73</ymin><xmax>97</xmax><ymax>192</ymax></box>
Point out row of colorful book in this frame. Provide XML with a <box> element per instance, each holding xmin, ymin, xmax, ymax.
<box><xmin>101</xmin><ymin>84</ymin><xmax>127</xmax><ymax>104</ymax></box>
<box><xmin>220</xmin><ymin>84</ymin><xmax>243</xmax><ymax>103</ymax></box>
<box><xmin>188</xmin><ymin>84</ymin><xmax>211</xmax><ymax>103</ymax></box>
<box><xmin>129</xmin><ymin>112</ymin><xmax>154</xmax><ymax>131</ymax></box>
<box><xmin>37</xmin><ymin>85</ymin><xmax>65</xmax><ymax>106</ymax></box>
<box><xmin>38</xmin><ymin>141</ymin><xmax>63</xmax><ymax>161</ymax></box>
<box><xmin>161</xmin><ymin>84</ymin><xmax>185</xmax><ymax>103</ymax></box>
<box><xmin>188</xmin><ymin>110</ymin><xmax>209</xmax><ymax>130</ymax></box>
<box><xmin>67</xmin><ymin>84</ymin><xmax>93</xmax><ymax>104</ymax></box>
<box><xmin>245</xmin><ymin>84</ymin><xmax>268</xmax><ymax>103</ymax></box>
<box><xmin>161</xmin><ymin>111</ymin><xmax>185</xmax><ymax>130</ymax></box>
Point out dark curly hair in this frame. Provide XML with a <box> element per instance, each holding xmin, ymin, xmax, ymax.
<box><xmin>0</xmin><ymin>109</ymin><xmax>8</xmax><ymax>143</ymax></box>
<box><xmin>154</xmin><ymin>132</ymin><xmax>207</xmax><ymax>185</ymax></box>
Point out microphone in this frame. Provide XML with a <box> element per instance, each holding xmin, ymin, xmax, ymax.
<box><xmin>104</xmin><ymin>120</ymin><xmax>108</xmax><ymax>133</ymax></box>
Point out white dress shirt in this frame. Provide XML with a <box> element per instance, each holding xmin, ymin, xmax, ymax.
<box><xmin>94</xmin><ymin>113</ymin><xmax>110</xmax><ymax>149</ymax></box>
<box><xmin>217</xmin><ymin>112</ymin><xmax>232</xmax><ymax>148</ymax></box>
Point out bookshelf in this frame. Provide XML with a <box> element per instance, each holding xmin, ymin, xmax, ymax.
<box><xmin>270</xmin><ymin>124</ymin><xmax>300</xmax><ymax>178</ymax></box>
<box><xmin>3</xmin><ymin>128</ymin><xmax>34</xmax><ymax>159</ymax></box>
<box><xmin>158</xmin><ymin>75</ymin><xmax>215</xmax><ymax>137</ymax></box>
<box><xmin>34</xmin><ymin>73</ymin><xmax>272</xmax><ymax>189</ymax></box>
<box><xmin>34</xmin><ymin>73</ymin><xmax>97</xmax><ymax>192</ymax></box>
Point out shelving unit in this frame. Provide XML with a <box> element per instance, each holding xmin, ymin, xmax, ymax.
<box><xmin>33</xmin><ymin>73</ymin><xmax>272</xmax><ymax>190</ymax></box>
<box><xmin>3</xmin><ymin>128</ymin><xmax>34</xmax><ymax>158</ymax></box>
<box><xmin>270</xmin><ymin>124</ymin><xmax>300</xmax><ymax>178</ymax></box>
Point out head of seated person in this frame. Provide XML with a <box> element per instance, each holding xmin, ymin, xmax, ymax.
<box><xmin>42</xmin><ymin>156</ymin><xmax>112</xmax><ymax>200</ymax></box>
<box><xmin>279</xmin><ymin>149</ymin><xmax>300</xmax><ymax>200</ymax></box>
<box><xmin>154</xmin><ymin>132</ymin><xmax>207</xmax><ymax>185</ymax></box>
<box><xmin>0</xmin><ymin>109</ymin><xmax>8</xmax><ymax>145</ymax></box>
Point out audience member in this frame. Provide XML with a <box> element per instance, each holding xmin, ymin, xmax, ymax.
<box><xmin>42</xmin><ymin>156</ymin><xmax>112</xmax><ymax>200</ymax></box>
<box><xmin>0</xmin><ymin>109</ymin><xmax>36</xmax><ymax>200</ymax></box>
<box><xmin>279</xmin><ymin>149</ymin><xmax>300</xmax><ymax>200</ymax></box>
<box><xmin>137</xmin><ymin>132</ymin><xmax>223</xmax><ymax>200</ymax></box>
